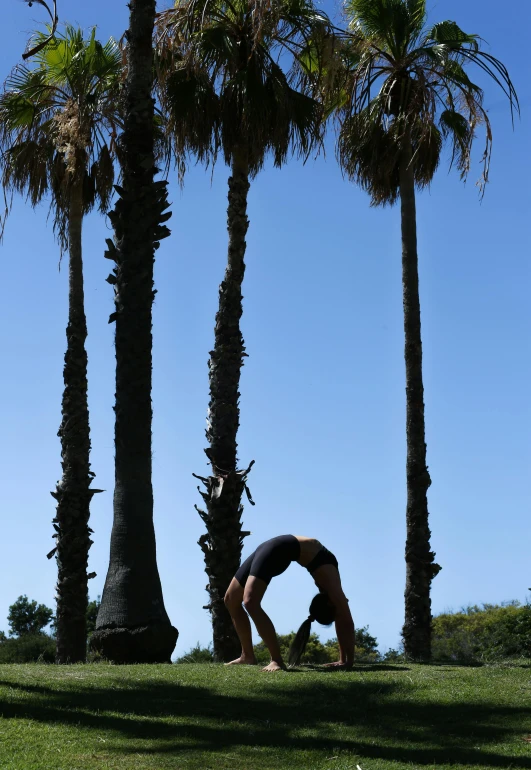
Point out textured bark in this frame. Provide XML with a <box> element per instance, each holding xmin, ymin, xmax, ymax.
<box><xmin>399</xmin><ymin>138</ymin><xmax>441</xmax><ymax>662</ymax></box>
<box><xmin>90</xmin><ymin>0</ymin><xmax>177</xmax><ymax>664</ymax></box>
<box><xmin>52</xmin><ymin>177</ymin><xmax>95</xmax><ymax>664</ymax></box>
<box><xmin>195</xmin><ymin>148</ymin><xmax>253</xmax><ymax>662</ymax></box>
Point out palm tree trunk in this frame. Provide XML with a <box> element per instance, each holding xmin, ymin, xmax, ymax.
<box><xmin>195</xmin><ymin>146</ymin><xmax>253</xmax><ymax>662</ymax></box>
<box><xmin>399</xmin><ymin>137</ymin><xmax>441</xmax><ymax>662</ymax></box>
<box><xmin>53</xmin><ymin>177</ymin><xmax>93</xmax><ymax>664</ymax></box>
<box><xmin>89</xmin><ymin>0</ymin><xmax>178</xmax><ymax>664</ymax></box>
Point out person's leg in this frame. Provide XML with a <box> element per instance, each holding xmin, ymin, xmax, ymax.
<box><xmin>243</xmin><ymin>576</ymin><xmax>285</xmax><ymax>671</ymax></box>
<box><xmin>224</xmin><ymin>578</ymin><xmax>257</xmax><ymax>664</ymax></box>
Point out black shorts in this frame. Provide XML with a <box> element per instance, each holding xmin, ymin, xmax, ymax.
<box><xmin>235</xmin><ymin>535</ymin><xmax>301</xmax><ymax>587</ymax></box>
<box><xmin>306</xmin><ymin>546</ymin><xmax>339</xmax><ymax>575</ymax></box>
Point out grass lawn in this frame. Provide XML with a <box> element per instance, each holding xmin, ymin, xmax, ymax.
<box><xmin>0</xmin><ymin>661</ymin><xmax>530</xmax><ymax>769</ymax></box>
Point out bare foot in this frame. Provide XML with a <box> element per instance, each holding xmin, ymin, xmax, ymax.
<box><xmin>322</xmin><ymin>661</ymin><xmax>353</xmax><ymax>670</ymax></box>
<box><xmin>261</xmin><ymin>660</ymin><xmax>286</xmax><ymax>672</ymax></box>
<box><xmin>224</xmin><ymin>656</ymin><xmax>257</xmax><ymax>666</ymax></box>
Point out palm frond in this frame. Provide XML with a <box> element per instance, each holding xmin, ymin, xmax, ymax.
<box><xmin>22</xmin><ymin>0</ymin><xmax>58</xmax><ymax>60</ymax></box>
<box><xmin>346</xmin><ymin>0</ymin><xmax>423</xmax><ymax>55</ymax></box>
<box><xmin>426</xmin><ymin>20</ymin><xmax>479</xmax><ymax>50</ymax></box>
<box><xmin>335</xmin><ymin>0</ymin><xmax>518</xmax><ymax>204</ymax></box>
<box><xmin>163</xmin><ymin>64</ymin><xmax>219</xmax><ymax>170</ymax></box>
<box><xmin>405</xmin><ymin>0</ymin><xmax>425</xmax><ymax>34</ymax></box>
<box><xmin>439</xmin><ymin>109</ymin><xmax>472</xmax><ymax>179</ymax></box>
<box><xmin>156</xmin><ymin>0</ymin><xmax>330</xmax><ymax>177</ymax></box>
<box><xmin>1</xmin><ymin>138</ymin><xmax>54</xmax><ymax>206</ymax></box>
<box><xmin>338</xmin><ymin>104</ymin><xmax>400</xmax><ymax>205</ymax></box>
<box><xmin>0</xmin><ymin>24</ymin><xmax>123</xmax><ymax>244</ymax></box>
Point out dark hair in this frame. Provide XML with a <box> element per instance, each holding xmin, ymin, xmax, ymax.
<box><xmin>288</xmin><ymin>593</ymin><xmax>336</xmax><ymax>667</ymax></box>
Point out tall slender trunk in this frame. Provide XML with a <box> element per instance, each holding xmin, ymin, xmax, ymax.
<box><xmin>399</xmin><ymin>137</ymin><xmax>441</xmax><ymax>662</ymax></box>
<box><xmin>52</xmin><ymin>177</ymin><xmax>94</xmax><ymax>664</ymax></box>
<box><xmin>90</xmin><ymin>0</ymin><xmax>177</xmax><ymax>664</ymax></box>
<box><xmin>195</xmin><ymin>147</ymin><xmax>253</xmax><ymax>662</ymax></box>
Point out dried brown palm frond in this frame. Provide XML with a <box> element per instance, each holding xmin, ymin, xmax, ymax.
<box><xmin>21</xmin><ymin>0</ymin><xmax>59</xmax><ymax>60</ymax></box>
<box><xmin>155</xmin><ymin>0</ymin><xmax>333</xmax><ymax>178</ymax></box>
<box><xmin>0</xmin><ymin>25</ymin><xmax>123</xmax><ymax>247</ymax></box>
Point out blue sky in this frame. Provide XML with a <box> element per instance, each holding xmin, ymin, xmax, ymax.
<box><xmin>0</xmin><ymin>0</ymin><xmax>529</xmax><ymax>657</ymax></box>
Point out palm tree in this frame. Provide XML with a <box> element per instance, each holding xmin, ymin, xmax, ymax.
<box><xmin>335</xmin><ymin>0</ymin><xmax>518</xmax><ymax>660</ymax></box>
<box><xmin>0</xmin><ymin>26</ymin><xmax>122</xmax><ymax>663</ymax></box>
<box><xmin>89</xmin><ymin>0</ymin><xmax>178</xmax><ymax>664</ymax></box>
<box><xmin>156</xmin><ymin>0</ymin><xmax>329</xmax><ymax>660</ymax></box>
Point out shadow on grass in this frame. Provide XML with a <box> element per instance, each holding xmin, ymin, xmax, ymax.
<box><xmin>299</xmin><ymin>663</ymin><xmax>411</xmax><ymax>672</ymax></box>
<box><xmin>1</xmin><ymin>671</ymin><xmax>530</xmax><ymax>768</ymax></box>
<box><xmin>426</xmin><ymin>660</ymin><xmax>531</xmax><ymax>670</ymax></box>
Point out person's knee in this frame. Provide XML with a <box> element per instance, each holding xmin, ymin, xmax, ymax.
<box><xmin>243</xmin><ymin>593</ymin><xmax>261</xmax><ymax>615</ymax></box>
<box><xmin>224</xmin><ymin>586</ymin><xmax>242</xmax><ymax>611</ymax></box>
<box><xmin>223</xmin><ymin>580</ymin><xmax>243</xmax><ymax>612</ymax></box>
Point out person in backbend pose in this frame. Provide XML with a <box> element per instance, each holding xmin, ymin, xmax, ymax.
<box><xmin>224</xmin><ymin>535</ymin><xmax>355</xmax><ymax>672</ymax></box>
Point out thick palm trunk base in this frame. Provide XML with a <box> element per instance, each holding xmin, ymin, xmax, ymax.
<box><xmin>196</xmin><ymin>152</ymin><xmax>252</xmax><ymax>662</ymax></box>
<box><xmin>90</xmin><ymin>0</ymin><xmax>177</xmax><ymax>664</ymax></box>
<box><xmin>400</xmin><ymin>149</ymin><xmax>441</xmax><ymax>662</ymax></box>
<box><xmin>51</xmin><ymin>181</ymin><xmax>97</xmax><ymax>664</ymax></box>
<box><xmin>90</xmin><ymin>623</ymin><xmax>177</xmax><ymax>664</ymax></box>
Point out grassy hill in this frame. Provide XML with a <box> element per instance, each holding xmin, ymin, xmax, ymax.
<box><xmin>0</xmin><ymin>661</ymin><xmax>530</xmax><ymax>769</ymax></box>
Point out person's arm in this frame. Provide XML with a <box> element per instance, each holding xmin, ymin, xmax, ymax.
<box><xmin>333</xmin><ymin>598</ymin><xmax>355</xmax><ymax>667</ymax></box>
<box><xmin>313</xmin><ymin>564</ymin><xmax>355</xmax><ymax>668</ymax></box>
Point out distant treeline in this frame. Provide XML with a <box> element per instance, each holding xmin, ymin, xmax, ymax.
<box><xmin>176</xmin><ymin>602</ymin><xmax>531</xmax><ymax>666</ymax></box>
<box><xmin>176</xmin><ymin>627</ymin><xmax>381</xmax><ymax>666</ymax></box>
<box><xmin>2</xmin><ymin>597</ymin><xmax>530</xmax><ymax>665</ymax></box>
<box><xmin>0</xmin><ymin>595</ymin><xmax>100</xmax><ymax>663</ymax></box>
<box><xmin>431</xmin><ymin>602</ymin><xmax>531</xmax><ymax>663</ymax></box>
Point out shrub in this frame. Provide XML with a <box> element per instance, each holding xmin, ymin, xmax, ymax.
<box><xmin>0</xmin><ymin>633</ymin><xmax>56</xmax><ymax>663</ymax></box>
<box><xmin>86</xmin><ymin>597</ymin><xmax>101</xmax><ymax>639</ymax></box>
<box><xmin>245</xmin><ymin>625</ymin><xmax>380</xmax><ymax>665</ymax></box>
<box><xmin>175</xmin><ymin>625</ymin><xmax>380</xmax><ymax>665</ymax></box>
<box><xmin>174</xmin><ymin>642</ymin><xmax>215</xmax><ymax>663</ymax></box>
<box><xmin>382</xmin><ymin>647</ymin><xmax>405</xmax><ymax>663</ymax></box>
<box><xmin>432</xmin><ymin>602</ymin><xmax>531</xmax><ymax>663</ymax></box>
<box><xmin>254</xmin><ymin>632</ymin><xmax>336</xmax><ymax>666</ymax></box>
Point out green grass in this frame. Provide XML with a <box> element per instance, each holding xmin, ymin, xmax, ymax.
<box><xmin>0</xmin><ymin>662</ymin><xmax>530</xmax><ymax>769</ymax></box>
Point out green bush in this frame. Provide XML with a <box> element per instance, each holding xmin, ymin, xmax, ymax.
<box><xmin>432</xmin><ymin>602</ymin><xmax>531</xmax><ymax>663</ymax></box>
<box><xmin>86</xmin><ymin>597</ymin><xmax>101</xmax><ymax>639</ymax></box>
<box><xmin>382</xmin><ymin>647</ymin><xmax>405</xmax><ymax>663</ymax></box>
<box><xmin>354</xmin><ymin>625</ymin><xmax>381</xmax><ymax>662</ymax></box>
<box><xmin>175</xmin><ymin>625</ymin><xmax>380</xmax><ymax>665</ymax></box>
<box><xmin>253</xmin><ymin>632</ymin><xmax>334</xmax><ymax>665</ymax></box>
<box><xmin>0</xmin><ymin>633</ymin><xmax>56</xmax><ymax>663</ymax></box>
<box><xmin>173</xmin><ymin>636</ymin><xmax>336</xmax><ymax>665</ymax></box>
<box><xmin>174</xmin><ymin>642</ymin><xmax>215</xmax><ymax>663</ymax></box>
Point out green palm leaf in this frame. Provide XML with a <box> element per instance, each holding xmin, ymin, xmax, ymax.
<box><xmin>427</xmin><ymin>20</ymin><xmax>479</xmax><ymax>49</ymax></box>
<box><xmin>0</xmin><ymin>25</ymin><xmax>123</xmax><ymax>245</ymax></box>
<box><xmin>336</xmin><ymin>0</ymin><xmax>519</xmax><ymax>200</ymax></box>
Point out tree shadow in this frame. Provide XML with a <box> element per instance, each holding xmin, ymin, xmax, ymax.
<box><xmin>1</xmin><ymin>671</ymin><xmax>530</xmax><ymax>768</ymax></box>
<box><xmin>420</xmin><ymin>660</ymin><xmax>484</xmax><ymax>668</ymax></box>
<box><xmin>425</xmin><ymin>660</ymin><xmax>531</xmax><ymax>670</ymax></box>
<box><xmin>300</xmin><ymin>663</ymin><xmax>411</xmax><ymax>673</ymax></box>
